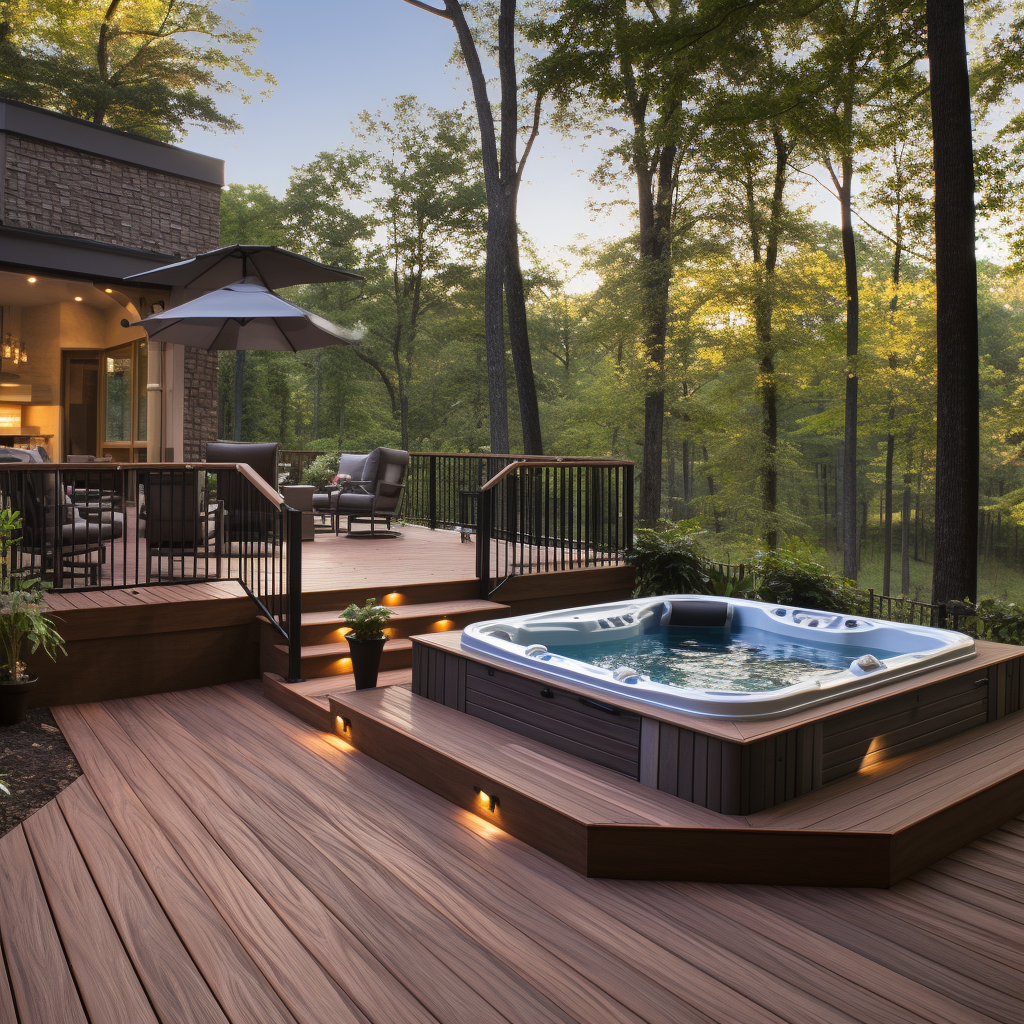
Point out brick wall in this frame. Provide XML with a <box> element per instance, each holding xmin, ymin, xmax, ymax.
<box><xmin>3</xmin><ymin>133</ymin><xmax>222</xmax><ymax>459</ymax></box>
<box><xmin>182</xmin><ymin>350</ymin><xmax>219</xmax><ymax>462</ymax></box>
<box><xmin>4</xmin><ymin>135</ymin><xmax>220</xmax><ymax>256</ymax></box>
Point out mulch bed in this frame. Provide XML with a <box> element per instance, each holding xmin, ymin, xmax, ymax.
<box><xmin>0</xmin><ymin>707</ymin><xmax>82</xmax><ymax>839</ymax></box>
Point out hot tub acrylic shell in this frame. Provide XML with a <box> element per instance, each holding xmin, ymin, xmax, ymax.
<box><xmin>460</xmin><ymin>596</ymin><xmax>977</xmax><ymax>720</ymax></box>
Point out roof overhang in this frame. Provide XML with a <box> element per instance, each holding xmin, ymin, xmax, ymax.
<box><xmin>0</xmin><ymin>225</ymin><xmax>177</xmax><ymax>289</ymax></box>
<box><xmin>0</xmin><ymin>99</ymin><xmax>224</xmax><ymax>185</ymax></box>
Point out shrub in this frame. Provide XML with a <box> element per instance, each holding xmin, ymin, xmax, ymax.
<box><xmin>946</xmin><ymin>598</ymin><xmax>1024</xmax><ymax>645</ymax></box>
<box><xmin>627</xmin><ymin>519</ymin><xmax>715</xmax><ymax>597</ymax></box>
<box><xmin>751</xmin><ymin>550</ymin><xmax>853</xmax><ymax>612</ymax></box>
<box><xmin>301</xmin><ymin>452</ymin><xmax>339</xmax><ymax>490</ymax></box>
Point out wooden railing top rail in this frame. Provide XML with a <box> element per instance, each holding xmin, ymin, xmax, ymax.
<box><xmin>411</xmin><ymin>451</ymin><xmax>635</xmax><ymax>464</ymax></box>
<box><xmin>480</xmin><ymin>458</ymin><xmax>633</xmax><ymax>492</ymax></box>
<box><xmin>2</xmin><ymin>461</ymin><xmax>286</xmax><ymax>510</ymax></box>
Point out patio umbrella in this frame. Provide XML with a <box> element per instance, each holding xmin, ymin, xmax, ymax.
<box><xmin>124</xmin><ymin>244</ymin><xmax>364</xmax><ymax>292</ymax></box>
<box><xmin>130</xmin><ymin>278</ymin><xmax>361</xmax><ymax>352</ymax></box>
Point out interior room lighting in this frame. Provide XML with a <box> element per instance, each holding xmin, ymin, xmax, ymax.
<box><xmin>26</xmin><ymin>277</ymin><xmax>36</xmax><ymax>284</ymax></box>
<box><xmin>74</xmin><ymin>296</ymin><xmax>83</xmax><ymax>302</ymax></box>
<box><xmin>104</xmin><ymin>288</ymin><xmax>113</xmax><ymax>294</ymax></box>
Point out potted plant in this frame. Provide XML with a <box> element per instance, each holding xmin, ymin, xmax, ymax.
<box><xmin>0</xmin><ymin>507</ymin><xmax>66</xmax><ymax>727</ymax></box>
<box><xmin>339</xmin><ymin>598</ymin><xmax>393</xmax><ymax>690</ymax></box>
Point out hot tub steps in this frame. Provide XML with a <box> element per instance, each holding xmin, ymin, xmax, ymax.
<box><xmin>259</xmin><ymin>598</ymin><xmax>509</xmax><ymax>679</ymax></box>
<box><xmin>328</xmin><ymin>684</ymin><xmax>1024</xmax><ymax>887</ymax></box>
<box><xmin>263</xmin><ymin>668</ymin><xmax>411</xmax><ymax>731</ymax></box>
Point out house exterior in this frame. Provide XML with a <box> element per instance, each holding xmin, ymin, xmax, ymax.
<box><xmin>0</xmin><ymin>98</ymin><xmax>222</xmax><ymax>461</ymax></box>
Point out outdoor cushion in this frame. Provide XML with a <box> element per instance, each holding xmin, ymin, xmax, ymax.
<box><xmin>334</xmin><ymin>491</ymin><xmax>375</xmax><ymax>513</ymax></box>
<box><xmin>336</xmin><ymin>453</ymin><xmax>368</xmax><ymax>482</ymax></box>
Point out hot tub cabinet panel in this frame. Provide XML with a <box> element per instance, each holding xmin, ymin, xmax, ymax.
<box><xmin>413</xmin><ymin>634</ymin><xmax>1024</xmax><ymax>815</ymax></box>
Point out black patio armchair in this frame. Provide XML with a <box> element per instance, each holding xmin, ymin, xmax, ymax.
<box><xmin>334</xmin><ymin>447</ymin><xmax>409</xmax><ymax>538</ymax></box>
<box><xmin>138</xmin><ymin>468</ymin><xmax>222</xmax><ymax>583</ymax></box>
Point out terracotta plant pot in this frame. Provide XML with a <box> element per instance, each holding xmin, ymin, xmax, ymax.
<box><xmin>347</xmin><ymin>636</ymin><xmax>387</xmax><ymax>690</ymax></box>
<box><xmin>0</xmin><ymin>677</ymin><xmax>36</xmax><ymax>727</ymax></box>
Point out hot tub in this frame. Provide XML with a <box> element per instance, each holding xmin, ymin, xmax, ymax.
<box><xmin>461</xmin><ymin>596</ymin><xmax>976</xmax><ymax>719</ymax></box>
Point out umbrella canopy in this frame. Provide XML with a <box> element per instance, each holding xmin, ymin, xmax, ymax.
<box><xmin>124</xmin><ymin>244</ymin><xmax>364</xmax><ymax>291</ymax></box>
<box><xmin>132</xmin><ymin>278</ymin><xmax>361</xmax><ymax>352</ymax></box>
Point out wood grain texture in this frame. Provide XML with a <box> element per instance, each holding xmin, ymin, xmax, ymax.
<box><xmin>21</xmin><ymin>799</ymin><xmax>160</xmax><ymax>1024</ymax></box>
<box><xmin>0</xmin><ymin>681</ymin><xmax>1015</xmax><ymax>1023</ymax></box>
<box><xmin>57</xmin><ymin>779</ymin><xmax>232</xmax><ymax>1024</ymax></box>
<box><xmin>0</xmin><ymin>825</ymin><xmax>88</xmax><ymax>1024</ymax></box>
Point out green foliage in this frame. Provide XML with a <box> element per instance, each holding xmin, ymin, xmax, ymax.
<box><xmin>301</xmin><ymin>452</ymin><xmax>338</xmax><ymax>490</ymax></box>
<box><xmin>339</xmin><ymin>598</ymin><xmax>393</xmax><ymax>641</ymax></box>
<box><xmin>0</xmin><ymin>507</ymin><xmax>66</xmax><ymax>683</ymax></box>
<box><xmin>626</xmin><ymin>520</ymin><xmax>713</xmax><ymax>598</ymax></box>
<box><xmin>750</xmin><ymin>550</ymin><xmax>853</xmax><ymax>612</ymax></box>
<box><xmin>0</xmin><ymin>0</ymin><xmax>275</xmax><ymax>141</ymax></box>
<box><xmin>946</xmin><ymin>599</ymin><xmax>1024</xmax><ymax>647</ymax></box>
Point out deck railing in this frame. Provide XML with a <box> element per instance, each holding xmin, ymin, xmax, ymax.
<box><xmin>0</xmin><ymin>461</ymin><xmax>303</xmax><ymax>678</ymax></box>
<box><xmin>475</xmin><ymin>459</ymin><xmax>635</xmax><ymax>598</ymax></box>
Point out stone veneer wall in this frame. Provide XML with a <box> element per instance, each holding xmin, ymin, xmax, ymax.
<box><xmin>3</xmin><ymin>133</ymin><xmax>222</xmax><ymax>458</ymax></box>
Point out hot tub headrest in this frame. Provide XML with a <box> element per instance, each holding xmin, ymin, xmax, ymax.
<box><xmin>667</xmin><ymin>599</ymin><xmax>732</xmax><ymax>629</ymax></box>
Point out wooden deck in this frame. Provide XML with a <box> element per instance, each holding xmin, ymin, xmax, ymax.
<box><xmin>0</xmin><ymin>682</ymin><xmax>1021</xmax><ymax>1023</ymax></box>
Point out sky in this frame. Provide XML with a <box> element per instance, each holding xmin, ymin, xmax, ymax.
<box><xmin>181</xmin><ymin>0</ymin><xmax>631</xmax><ymax>277</ymax></box>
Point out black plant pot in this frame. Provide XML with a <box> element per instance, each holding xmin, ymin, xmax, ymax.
<box><xmin>0</xmin><ymin>677</ymin><xmax>36</xmax><ymax>727</ymax></box>
<box><xmin>347</xmin><ymin>637</ymin><xmax>387</xmax><ymax>690</ymax></box>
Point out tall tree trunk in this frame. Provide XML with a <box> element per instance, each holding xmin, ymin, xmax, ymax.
<box><xmin>233</xmin><ymin>351</ymin><xmax>245</xmax><ymax>442</ymax></box>
<box><xmin>901</xmin><ymin>473</ymin><xmax>912</xmax><ymax>594</ymax></box>
<box><xmin>636</xmin><ymin>145</ymin><xmax>676</xmax><ymax>526</ymax></box>
<box><xmin>839</xmin><ymin>156</ymin><xmax>859</xmax><ymax>581</ymax></box>
<box><xmin>928</xmin><ymin>0</ymin><xmax>979</xmax><ymax>604</ymax></box>
<box><xmin>505</xmin><ymin>226</ymin><xmax>543</xmax><ymax>453</ymax></box>
<box><xmin>883</xmin><ymin>433</ymin><xmax>895</xmax><ymax>595</ymax></box>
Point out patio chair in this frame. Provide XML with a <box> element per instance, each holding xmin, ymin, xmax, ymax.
<box><xmin>312</xmin><ymin>452</ymin><xmax>369</xmax><ymax>531</ymax></box>
<box><xmin>139</xmin><ymin>468</ymin><xmax>222</xmax><ymax>583</ymax></box>
<box><xmin>204</xmin><ymin>441</ymin><xmax>280</xmax><ymax>545</ymax></box>
<box><xmin>0</xmin><ymin>447</ymin><xmax>107</xmax><ymax>584</ymax></box>
<box><xmin>334</xmin><ymin>447</ymin><xmax>409</xmax><ymax>538</ymax></box>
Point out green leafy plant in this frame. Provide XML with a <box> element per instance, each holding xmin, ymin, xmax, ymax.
<box><xmin>0</xmin><ymin>507</ymin><xmax>66</xmax><ymax>682</ymax></box>
<box><xmin>301</xmin><ymin>452</ymin><xmax>340</xmax><ymax>491</ymax></box>
<box><xmin>751</xmin><ymin>551</ymin><xmax>853</xmax><ymax>612</ymax></box>
<box><xmin>944</xmin><ymin>598</ymin><xmax>1024</xmax><ymax>645</ymax></box>
<box><xmin>627</xmin><ymin>519</ymin><xmax>713</xmax><ymax>597</ymax></box>
<box><xmin>339</xmin><ymin>598</ymin><xmax>393</xmax><ymax>641</ymax></box>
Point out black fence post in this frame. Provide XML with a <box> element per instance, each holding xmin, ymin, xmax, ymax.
<box><xmin>428</xmin><ymin>455</ymin><xmax>437</xmax><ymax>531</ymax></box>
<box><xmin>285</xmin><ymin>506</ymin><xmax>304</xmax><ymax>681</ymax></box>
<box><xmin>477</xmin><ymin>488</ymin><xmax>492</xmax><ymax>599</ymax></box>
<box><xmin>624</xmin><ymin>463</ymin><xmax>635</xmax><ymax>551</ymax></box>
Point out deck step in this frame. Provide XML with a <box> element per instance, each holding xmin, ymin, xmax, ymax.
<box><xmin>273</xmin><ymin>638</ymin><xmax>413</xmax><ymax>679</ymax></box>
<box><xmin>293</xmin><ymin>599</ymin><xmax>509</xmax><ymax>644</ymax></box>
<box><xmin>328</xmin><ymin>685</ymin><xmax>1024</xmax><ymax>886</ymax></box>
<box><xmin>262</xmin><ymin>669</ymin><xmax>411</xmax><ymax>730</ymax></box>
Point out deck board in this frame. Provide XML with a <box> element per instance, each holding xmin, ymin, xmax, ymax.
<box><xmin>0</xmin><ymin>682</ymin><xmax>1000</xmax><ymax>1024</ymax></box>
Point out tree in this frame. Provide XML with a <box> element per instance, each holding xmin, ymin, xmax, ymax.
<box><xmin>531</xmin><ymin>1</ymin><xmax>709</xmax><ymax>525</ymax></box>
<box><xmin>0</xmin><ymin>0</ymin><xmax>273</xmax><ymax>141</ymax></box>
<box><xmin>796</xmin><ymin>0</ymin><xmax>921</xmax><ymax>580</ymax></box>
<box><xmin>293</xmin><ymin>99</ymin><xmax>487</xmax><ymax>450</ymax></box>
<box><xmin>401</xmin><ymin>0</ymin><xmax>545</xmax><ymax>455</ymax></box>
<box><xmin>927</xmin><ymin>0</ymin><xmax>979</xmax><ymax>605</ymax></box>
<box><xmin>218</xmin><ymin>184</ymin><xmax>288</xmax><ymax>441</ymax></box>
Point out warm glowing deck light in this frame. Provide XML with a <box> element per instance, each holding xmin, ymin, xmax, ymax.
<box><xmin>475</xmin><ymin>788</ymin><xmax>499</xmax><ymax>813</ymax></box>
<box><xmin>104</xmin><ymin>287</ymin><xmax>113</xmax><ymax>294</ymax></box>
<box><xmin>432</xmin><ymin>618</ymin><xmax>454</xmax><ymax>632</ymax></box>
<box><xmin>382</xmin><ymin>592</ymin><xmax>403</xmax><ymax>606</ymax></box>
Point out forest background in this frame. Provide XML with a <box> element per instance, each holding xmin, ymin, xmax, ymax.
<box><xmin>4</xmin><ymin>0</ymin><xmax>1024</xmax><ymax>604</ymax></box>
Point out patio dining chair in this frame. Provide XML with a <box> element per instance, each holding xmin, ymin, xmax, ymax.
<box><xmin>139</xmin><ymin>468</ymin><xmax>223</xmax><ymax>583</ymax></box>
<box><xmin>204</xmin><ymin>441</ymin><xmax>279</xmax><ymax>546</ymax></box>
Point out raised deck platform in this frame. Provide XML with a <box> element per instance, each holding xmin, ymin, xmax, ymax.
<box><xmin>329</xmin><ymin>683</ymin><xmax>1024</xmax><ymax>886</ymax></box>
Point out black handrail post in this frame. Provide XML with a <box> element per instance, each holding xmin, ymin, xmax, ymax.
<box><xmin>477</xmin><ymin>487</ymin><xmax>492</xmax><ymax>599</ymax></box>
<box><xmin>428</xmin><ymin>455</ymin><xmax>437</xmax><ymax>531</ymax></box>
<box><xmin>624</xmin><ymin>463</ymin><xmax>635</xmax><ymax>550</ymax></box>
<box><xmin>285</xmin><ymin>505</ymin><xmax>304</xmax><ymax>682</ymax></box>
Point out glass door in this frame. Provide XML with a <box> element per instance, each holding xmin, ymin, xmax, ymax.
<box><xmin>62</xmin><ymin>352</ymin><xmax>100</xmax><ymax>457</ymax></box>
<box><xmin>101</xmin><ymin>341</ymin><xmax>148</xmax><ymax>461</ymax></box>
